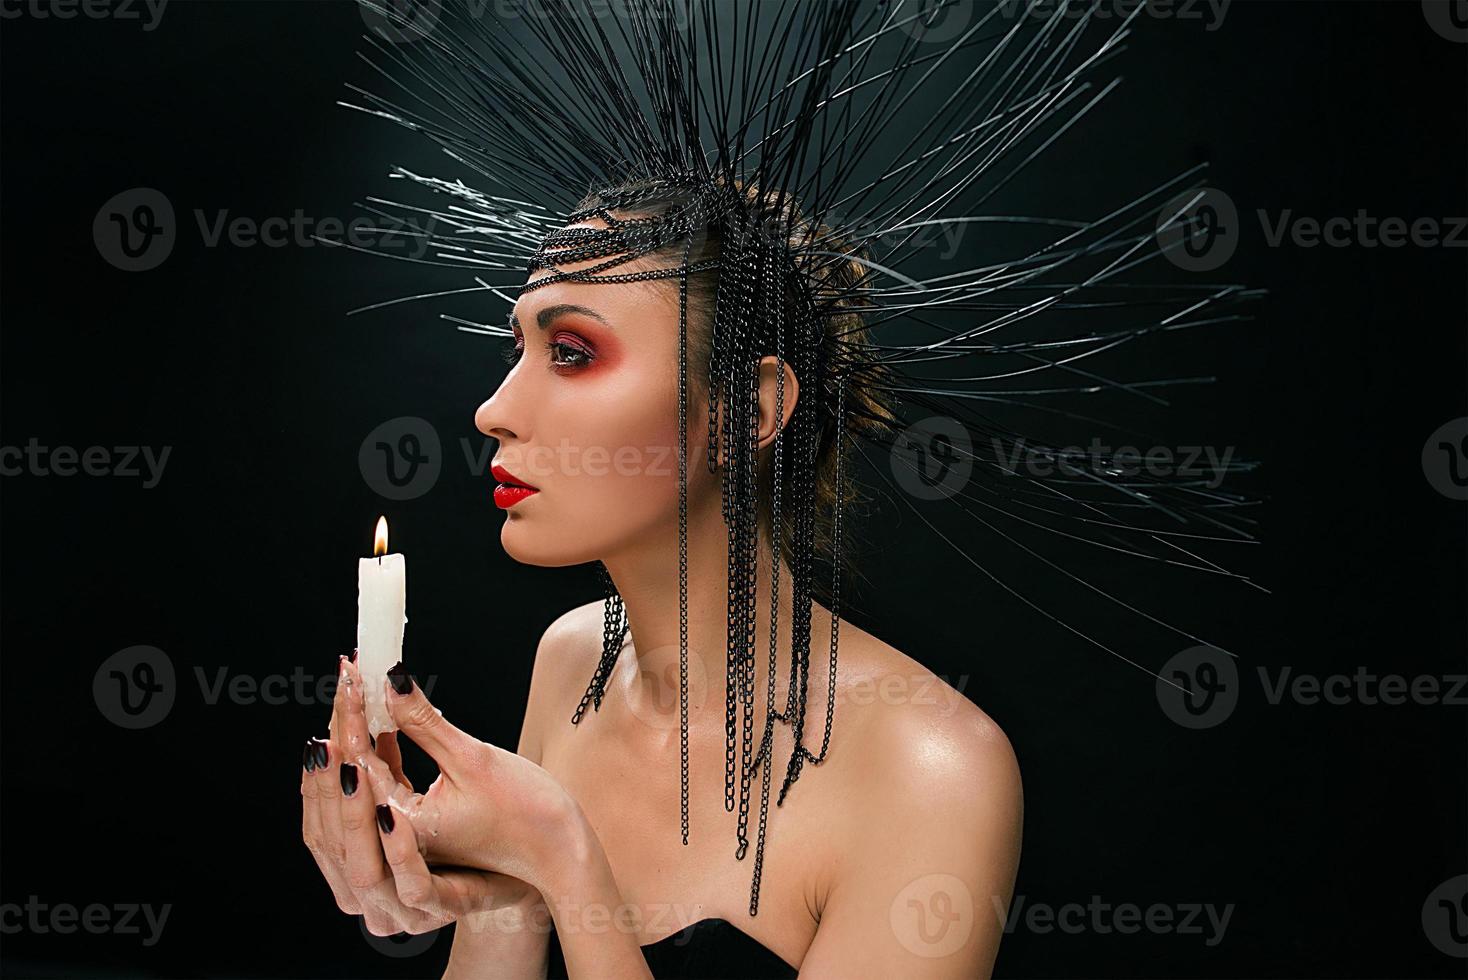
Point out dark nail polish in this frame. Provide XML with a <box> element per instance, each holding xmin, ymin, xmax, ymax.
<box><xmin>310</xmin><ymin>738</ymin><xmax>330</xmax><ymax>771</ymax></box>
<box><xmin>387</xmin><ymin>661</ymin><xmax>414</xmax><ymax>696</ymax></box>
<box><xmin>302</xmin><ymin>737</ymin><xmax>319</xmax><ymax>772</ymax></box>
<box><xmin>348</xmin><ymin>649</ymin><xmax>358</xmax><ymax>664</ymax></box>
<box><xmin>340</xmin><ymin>763</ymin><xmax>359</xmax><ymax>797</ymax></box>
<box><xmin>376</xmin><ymin>804</ymin><xmax>395</xmax><ymax>834</ymax></box>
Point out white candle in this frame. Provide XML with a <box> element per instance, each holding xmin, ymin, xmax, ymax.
<box><xmin>357</xmin><ymin>515</ymin><xmax>405</xmax><ymax>738</ymax></box>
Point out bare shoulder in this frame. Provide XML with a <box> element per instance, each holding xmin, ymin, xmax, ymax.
<box><xmin>800</xmin><ymin>622</ymin><xmax>1025</xmax><ymax>977</ymax></box>
<box><xmin>826</xmin><ymin>621</ymin><xmax>1023</xmax><ymax>835</ymax></box>
<box><xmin>519</xmin><ymin>599</ymin><xmax>608</xmax><ymax>762</ymax></box>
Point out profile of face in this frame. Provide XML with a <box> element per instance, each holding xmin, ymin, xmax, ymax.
<box><xmin>474</xmin><ymin>218</ymin><xmax>797</xmax><ymax>569</ymax></box>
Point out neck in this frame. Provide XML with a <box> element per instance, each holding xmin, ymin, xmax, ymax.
<box><xmin>600</xmin><ymin>505</ymin><xmax>824</xmax><ymax>735</ymax></box>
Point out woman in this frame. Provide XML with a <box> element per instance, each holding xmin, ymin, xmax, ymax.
<box><xmin>301</xmin><ymin>179</ymin><xmax>1024</xmax><ymax>977</ymax></box>
<box><xmin>302</xmin><ymin>1</ymin><xmax>1252</xmax><ymax>975</ymax></box>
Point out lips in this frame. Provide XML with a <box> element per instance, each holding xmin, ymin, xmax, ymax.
<box><xmin>491</xmin><ymin>462</ymin><xmax>539</xmax><ymax>509</ymax></box>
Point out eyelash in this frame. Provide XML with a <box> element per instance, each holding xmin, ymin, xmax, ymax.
<box><xmin>500</xmin><ymin>336</ymin><xmax>594</xmax><ymax>371</ymax></box>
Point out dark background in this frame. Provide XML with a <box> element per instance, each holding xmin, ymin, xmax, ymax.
<box><xmin>2</xmin><ymin>1</ymin><xmax>1465</xmax><ymax>977</ymax></box>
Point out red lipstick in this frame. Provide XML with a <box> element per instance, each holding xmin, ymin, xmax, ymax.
<box><xmin>491</xmin><ymin>462</ymin><xmax>540</xmax><ymax>509</ymax></box>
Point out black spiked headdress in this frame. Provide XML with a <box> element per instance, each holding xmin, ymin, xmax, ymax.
<box><xmin>339</xmin><ymin>0</ymin><xmax>1261</xmax><ymax>917</ymax></box>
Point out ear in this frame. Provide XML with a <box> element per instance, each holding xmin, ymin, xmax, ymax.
<box><xmin>755</xmin><ymin>355</ymin><xmax>799</xmax><ymax>452</ymax></box>
<box><xmin>709</xmin><ymin>357</ymin><xmax>800</xmax><ymax>468</ymax></box>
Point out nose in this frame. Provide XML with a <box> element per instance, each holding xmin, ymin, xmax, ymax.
<box><xmin>475</xmin><ymin>358</ymin><xmax>527</xmax><ymax>443</ymax></box>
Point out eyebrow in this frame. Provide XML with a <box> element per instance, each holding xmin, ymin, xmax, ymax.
<box><xmin>508</xmin><ymin>303</ymin><xmax>612</xmax><ymax>332</ymax></box>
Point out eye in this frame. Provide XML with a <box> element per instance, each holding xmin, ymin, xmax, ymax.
<box><xmin>548</xmin><ymin>339</ymin><xmax>594</xmax><ymax>369</ymax></box>
<box><xmin>499</xmin><ymin>335</ymin><xmax>595</xmax><ymax>370</ymax></box>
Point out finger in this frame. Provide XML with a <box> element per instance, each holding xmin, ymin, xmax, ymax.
<box><xmin>356</xmin><ymin>749</ymin><xmax>444</xmax><ymax>935</ymax></box>
<box><xmin>374</xmin><ymin>730</ymin><xmax>413</xmax><ymax>791</ymax></box>
<box><xmin>335</xmin><ymin>660</ymin><xmax>397</xmax><ymax>923</ymax></box>
<box><xmin>302</xmin><ymin>737</ymin><xmax>361</xmax><ymax>915</ymax></box>
<box><xmin>314</xmin><ymin>689</ymin><xmax>349</xmax><ymax>879</ymax></box>
<box><xmin>368</xmin><ymin>787</ymin><xmax>449</xmax><ymax>927</ymax></box>
<box><xmin>382</xmin><ymin>662</ymin><xmax>473</xmax><ymax>775</ymax></box>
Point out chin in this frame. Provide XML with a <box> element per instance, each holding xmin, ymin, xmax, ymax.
<box><xmin>498</xmin><ymin>516</ymin><xmax>596</xmax><ymax>569</ymax></box>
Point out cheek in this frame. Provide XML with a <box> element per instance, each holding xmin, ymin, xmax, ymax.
<box><xmin>541</xmin><ymin>359</ymin><xmax>686</xmax><ymax>503</ymax></box>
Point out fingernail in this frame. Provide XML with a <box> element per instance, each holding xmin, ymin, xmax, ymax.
<box><xmin>348</xmin><ymin>648</ymin><xmax>359</xmax><ymax>664</ymax></box>
<box><xmin>376</xmin><ymin>804</ymin><xmax>395</xmax><ymax>834</ymax></box>
<box><xmin>340</xmin><ymin>763</ymin><xmax>359</xmax><ymax>797</ymax></box>
<box><xmin>310</xmin><ymin>738</ymin><xmax>330</xmax><ymax>771</ymax></box>
<box><xmin>302</xmin><ymin>737</ymin><xmax>319</xmax><ymax>772</ymax></box>
<box><xmin>387</xmin><ymin>661</ymin><xmax>414</xmax><ymax>696</ymax></box>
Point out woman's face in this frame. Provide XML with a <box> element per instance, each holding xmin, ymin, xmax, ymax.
<box><xmin>474</xmin><ymin>222</ymin><xmax>715</xmax><ymax>567</ymax></box>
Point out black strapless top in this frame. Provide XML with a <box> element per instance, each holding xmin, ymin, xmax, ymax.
<box><xmin>544</xmin><ymin>917</ymin><xmax>799</xmax><ymax>979</ymax></box>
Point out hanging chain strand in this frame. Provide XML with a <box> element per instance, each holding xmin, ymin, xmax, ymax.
<box><xmin>549</xmin><ymin>177</ymin><xmax>847</xmax><ymax>918</ymax></box>
<box><xmin>747</xmin><ymin>242</ymin><xmax>788</xmax><ymax>916</ymax></box>
<box><xmin>678</xmin><ymin>230</ymin><xmax>693</xmax><ymax>847</ymax></box>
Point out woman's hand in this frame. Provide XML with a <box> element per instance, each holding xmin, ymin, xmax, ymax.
<box><xmin>344</xmin><ymin>654</ymin><xmax>585</xmax><ymax>891</ymax></box>
<box><xmin>300</xmin><ymin>654</ymin><xmax>543</xmax><ymax>937</ymax></box>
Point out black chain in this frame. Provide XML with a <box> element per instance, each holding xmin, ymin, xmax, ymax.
<box><xmin>550</xmin><ymin>175</ymin><xmax>847</xmax><ymax>919</ymax></box>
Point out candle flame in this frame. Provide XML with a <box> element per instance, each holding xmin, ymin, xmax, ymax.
<box><xmin>374</xmin><ymin>516</ymin><xmax>389</xmax><ymax>557</ymax></box>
